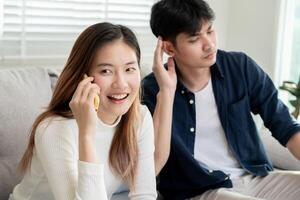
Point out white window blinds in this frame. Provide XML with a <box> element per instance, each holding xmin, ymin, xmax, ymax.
<box><xmin>0</xmin><ymin>0</ymin><xmax>156</xmax><ymax>67</ymax></box>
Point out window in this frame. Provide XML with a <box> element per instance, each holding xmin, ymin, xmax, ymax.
<box><xmin>276</xmin><ymin>0</ymin><xmax>300</xmax><ymax>115</ymax></box>
<box><xmin>0</xmin><ymin>0</ymin><xmax>156</xmax><ymax>68</ymax></box>
<box><xmin>276</xmin><ymin>0</ymin><xmax>300</xmax><ymax>85</ymax></box>
<box><xmin>289</xmin><ymin>0</ymin><xmax>300</xmax><ymax>83</ymax></box>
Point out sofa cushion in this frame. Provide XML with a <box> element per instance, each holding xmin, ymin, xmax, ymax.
<box><xmin>0</xmin><ymin>67</ymin><xmax>54</xmax><ymax>200</ymax></box>
<box><xmin>260</xmin><ymin>127</ymin><xmax>300</xmax><ymax>170</ymax></box>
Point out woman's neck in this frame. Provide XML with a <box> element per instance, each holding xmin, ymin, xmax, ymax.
<box><xmin>97</xmin><ymin>110</ymin><xmax>119</xmax><ymax>125</ymax></box>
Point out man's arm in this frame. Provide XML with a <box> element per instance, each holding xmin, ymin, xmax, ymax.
<box><xmin>153</xmin><ymin>90</ymin><xmax>175</xmax><ymax>175</ymax></box>
<box><xmin>242</xmin><ymin>53</ymin><xmax>300</xmax><ymax>146</ymax></box>
<box><xmin>149</xmin><ymin>38</ymin><xmax>177</xmax><ymax>175</ymax></box>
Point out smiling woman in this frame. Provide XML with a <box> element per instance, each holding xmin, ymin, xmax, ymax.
<box><xmin>9</xmin><ymin>22</ymin><xmax>157</xmax><ymax>200</ymax></box>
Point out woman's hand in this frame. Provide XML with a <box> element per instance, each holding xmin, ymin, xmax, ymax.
<box><xmin>69</xmin><ymin>76</ymin><xmax>100</xmax><ymax>139</ymax></box>
<box><xmin>152</xmin><ymin>37</ymin><xmax>177</xmax><ymax>96</ymax></box>
<box><xmin>70</xmin><ymin>76</ymin><xmax>100</xmax><ymax>163</ymax></box>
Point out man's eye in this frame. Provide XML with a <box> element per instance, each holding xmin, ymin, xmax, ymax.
<box><xmin>126</xmin><ymin>67</ymin><xmax>136</xmax><ymax>72</ymax></box>
<box><xmin>189</xmin><ymin>36</ymin><xmax>199</xmax><ymax>43</ymax></box>
<box><xmin>208</xmin><ymin>30</ymin><xmax>214</xmax><ymax>34</ymax></box>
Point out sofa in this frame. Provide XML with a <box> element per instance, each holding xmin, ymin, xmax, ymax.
<box><xmin>1</xmin><ymin>66</ymin><xmax>300</xmax><ymax>200</ymax></box>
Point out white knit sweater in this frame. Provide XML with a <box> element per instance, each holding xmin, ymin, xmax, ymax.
<box><xmin>11</xmin><ymin>105</ymin><xmax>157</xmax><ymax>200</ymax></box>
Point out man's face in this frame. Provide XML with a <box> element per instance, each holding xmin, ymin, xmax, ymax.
<box><xmin>171</xmin><ymin>21</ymin><xmax>217</xmax><ymax>71</ymax></box>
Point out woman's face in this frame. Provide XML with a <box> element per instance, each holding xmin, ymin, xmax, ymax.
<box><xmin>89</xmin><ymin>39</ymin><xmax>140</xmax><ymax>124</ymax></box>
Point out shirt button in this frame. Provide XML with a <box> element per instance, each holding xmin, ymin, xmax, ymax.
<box><xmin>181</xmin><ymin>90</ymin><xmax>185</xmax><ymax>94</ymax></box>
<box><xmin>190</xmin><ymin>127</ymin><xmax>195</xmax><ymax>132</ymax></box>
<box><xmin>189</xmin><ymin>99</ymin><xmax>194</xmax><ymax>104</ymax></box>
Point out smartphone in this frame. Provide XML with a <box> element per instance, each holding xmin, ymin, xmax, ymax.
<box><xmin>83</xmin><ymin>74</ymin><xmax>100</xmax><ymax>111</ymax></box>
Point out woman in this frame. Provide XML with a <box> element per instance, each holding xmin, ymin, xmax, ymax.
<box><xmin>10</xmin><ymin>22</ymin><xmax>157</xmax><ymax>200</ymax></box>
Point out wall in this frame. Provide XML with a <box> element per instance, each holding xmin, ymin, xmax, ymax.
<box><xmin>207</xmin><ymin>0</ymin><xmax>283</xmax><ymax>80</ymax></box>
<box><xmin>0</xmin><ymin>0</ymin><xmax>283</xmax><ymax>80</ymax></box>
<box><xmin>207</xmin><ymin>0</ymin><xmax>230</xmax><ymax>50</ymax></box>
<box><xmin>224</xmin><ymin>0</ymin><xmax>282</xmax><ymax>80</ymax></box>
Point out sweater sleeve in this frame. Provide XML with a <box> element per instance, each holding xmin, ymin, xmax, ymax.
<box><xmin>34</xmin><ymin>118</ymin><xmax>108</xmax><ymax>200</ymax></box>
<box><xmin>128</xmin><ymin>106</ymin><xmax>157</xmax><ymax>200</ymax></box>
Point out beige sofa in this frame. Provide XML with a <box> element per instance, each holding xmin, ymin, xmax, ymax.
<box><xmin>0</xmin><ymin>67</ymin><xmax>129</xmax><ymax>199</ymax></box>
<box><xmin>0</xmin><ymin>66</ymin><xmax>300</xmax><ymax>200</ymax></box>
<box><xmin>0</xmin><ymin>67</ymin><xmax>57</xmax><ymax>199</ymax></box>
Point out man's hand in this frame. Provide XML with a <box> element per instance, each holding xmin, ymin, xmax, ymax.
<box><xmin>152</xmin><ymin>37</ymin><xmax>177</xmax><ymax>95</ymax></box>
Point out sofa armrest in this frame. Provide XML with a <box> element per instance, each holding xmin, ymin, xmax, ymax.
<box><xmin>260</xmin><ymin>127</ymin><xmax>300</xmax><ymax>170</ymax></box>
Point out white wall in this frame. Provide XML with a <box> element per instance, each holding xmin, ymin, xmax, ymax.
<box><xmin>221</xmin><ymin>0</ymin><xmax>282</xmax><ymax>80</ymax></box>
<box><xmin>207</xmin><ymin>0</ymin><xmax>230</xmax><ymax>50</ymax></box>
<box><xmin>0</xmin><ymin>0</ymin><xmax>283</xmax><ymax>79</ymax></box>
<box><xmin>208</xmin><ymin>0</ymin><xmax>285</xmax><ymax>126</ymax></box>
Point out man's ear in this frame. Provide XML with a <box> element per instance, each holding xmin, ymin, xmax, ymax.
<box><xmin>162</xmin><ymin>40</ymin><xmax>175</xmax><ymax>57</ymax></box>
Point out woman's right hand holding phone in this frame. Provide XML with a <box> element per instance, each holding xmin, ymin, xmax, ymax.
<box><xmin>69</xmin><ymin>76</ymin><xmax>100</xmax><ymax>139</ymax></box>
<box><xmin>69</xmin><ymin>76</ymin><xmax>101</xmax><ymax>163</ymax></box>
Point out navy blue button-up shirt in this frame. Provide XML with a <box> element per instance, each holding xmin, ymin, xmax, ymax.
<box><xmin>141</xmin><ymin>50</ymin><xmax>300</xmax><ymax>200</ymax></box>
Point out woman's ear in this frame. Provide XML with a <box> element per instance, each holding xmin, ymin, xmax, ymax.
<box><xmin>162</xmin><ymin>41</ymin><xmax>175</xmax><ymax>57</ymax></box>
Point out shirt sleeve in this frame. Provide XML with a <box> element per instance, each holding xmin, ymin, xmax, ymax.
<box><xmin>35</xmin><ymin>119</ymin><xmax>108</xmax><ymax>200</ymax></box>
<box><xmin>128</xmin><ymin>106</ymin><xmax>157</xmax><ymax>200</ymax></box>
<box><xmin>243</xmin><ymin>54</ymin><xmax>300</xmax><ymax>146</ymax></box>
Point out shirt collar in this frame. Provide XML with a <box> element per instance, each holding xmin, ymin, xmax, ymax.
<box><xmin>97</xmin><ymin>115</ymin><xmax>121</xmax><ymax>128</ymax></box>
<box><xmin>212</xmin><ymin>50</ymin><xmax>224</xmax><ymax>79</ymax></box>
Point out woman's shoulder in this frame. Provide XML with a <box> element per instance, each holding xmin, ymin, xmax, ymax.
<box><xmin>35</xmin><ymin>116</ymin><xmax>77</xmax><ymax>142</ymax></box>
<box><xmin>139</xmin><ymin>104</ymin><xmax>152</xmax><ymax>120</ymax></box>
<box><xmin>137</xmin><ymin>104</ymin><xmax>154</xmax><ymax>139</ymax></box>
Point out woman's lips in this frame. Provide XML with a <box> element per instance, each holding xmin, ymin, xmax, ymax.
<box><xmin>107</xmin><ymin>93</ymin><xmax>129</xmax><ymax>104</ymax></box>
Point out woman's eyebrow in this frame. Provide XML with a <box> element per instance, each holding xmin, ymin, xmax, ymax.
<box><xmin>96</xmin><ymin>61</ymin><xmax>137</xmax><ymax>67</ymax></box>
<box><xmin>96</xmin><ymin>63</ymin><xmax>113</xmax><ymax>67</ymax></box>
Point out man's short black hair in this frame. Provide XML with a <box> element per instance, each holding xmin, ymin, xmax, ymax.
<box><xmin>150</xmin><ymin>0</ymin><xmax>215</xmax><ymax>44</ymax></box>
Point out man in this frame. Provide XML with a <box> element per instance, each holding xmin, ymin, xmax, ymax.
<box><xmin>142</xmin><ymin>0</ymin><xmax>300</xmax><ymax>199</ymax></box>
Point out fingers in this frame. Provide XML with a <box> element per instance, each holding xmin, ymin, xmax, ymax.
<box><xmin>153</xmin><ymin>37</ymin><xmax>166</xmax><ymax>75</ymax></box>
<box><xmin>81</xmin><ymin>83</ymin><xmax>92</xmax><ymax>101</ymax></box>
<box><xmin>71</xmin><ymin>76</ymin><xmax>100</xmax><ymax>110</ymax></box>
<box><xmin>72</xmin><ymin>76</ymin><xmax>94</xmax><ymax>101</ymax></box>
<box><xmin>154</xmin><ymin>37</ymin><xmax>163</xmax><ymax>65</ymax></box>
<box><xmin>158</xmin><ymin>36</ymin><xmax>164</xmax><ymax>58</ymax></box>
<box><xmin>167</xmin><ymin>57</ymin><xmax>176</xmax><ymax>74</ymax></box>
<box><xmin>81</xmin><ymin>83</ymin><xmax>99</xmax><ymax>102</ymax></box>
<box><xmin>87</xmin><ymin>87</ymin><xmax>100</xmax><ymax>110</ymax></box>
